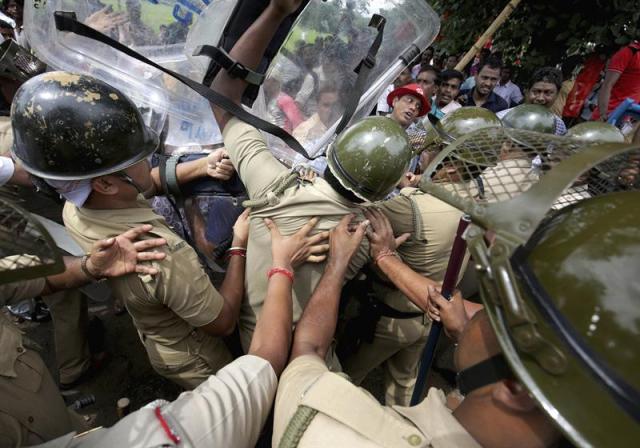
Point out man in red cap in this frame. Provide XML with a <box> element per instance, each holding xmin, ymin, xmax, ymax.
<box><xmin>386</xmin><ymin>82</ymin><xmax>430</xmax><ymax>129</ymax></box>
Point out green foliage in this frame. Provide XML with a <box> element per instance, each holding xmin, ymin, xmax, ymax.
<box><xmin>430</xmin><ymin>0</ymin><xmax>640</xmax><ymax>79</ymax></box>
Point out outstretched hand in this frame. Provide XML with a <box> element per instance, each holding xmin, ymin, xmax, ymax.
<box><xmin>328</xmin><ymin>214</ymin><xmax>369</xmax><ymax>271</ymax></box>
<box><xmin>265</xmin><ymin>217</ymin><xmax>330</xmax><ymax>269</ymax></box>
<box><xmin>363</xmin><ymin>207</ymin><xmax>410</xmax><ymax>260</ymax></box>
<box><xmin>85</xmin><ymin>7</ymin><xmax>128</xmax><ymax>34</ymax></box>
<box><xmin>86</xmin><ymin>225</ymin><xmax>167</xmax><ymax>278</ymax></box>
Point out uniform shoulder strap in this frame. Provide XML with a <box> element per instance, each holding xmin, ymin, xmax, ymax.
<box><xmin>279</xmin><ymin>372</ymin><xmax>429</xmax><ymax>448</ymax></box>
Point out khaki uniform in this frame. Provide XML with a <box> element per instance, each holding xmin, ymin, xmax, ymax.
<box><xmin>0</xmin><ymin>279</ymin><xmax>88</xmax><ymax>446</ymax></box>
<box><xmin>35</xmin><ymin>355</ymin><xmax>277</xmax><ymax>448</ymax></box>
<box><xmin>342</xmin><ymin>189</ymin><xmax>468</xmax><ymax>405</ymax></box>
<box><xmin>63</xmin><ymin>200</ymin><xmax>233</xmax><ymax>389</ymax></box>
<box><xmin>273</xmin><ymin>355</ymin><xmax>481</xmax><ymax>447</ymax></box>
<box><xmin>222</xmin><ymin>118</ymin><xmax>370</xmax><ymax>362</ymax></box>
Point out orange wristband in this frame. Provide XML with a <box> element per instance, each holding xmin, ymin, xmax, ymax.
<box><xmin>267</xmin><ymin>267</ymin><xmax>294</xmax><ymax>282</ymax></box>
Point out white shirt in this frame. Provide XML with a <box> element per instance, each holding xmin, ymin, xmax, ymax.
<box><xmin>376</xmin><ymin>84</ymin><xmax>394</xmax><ymax>115</ymax></box>
<box><xmin>493</xmin><ymin>80</ymin><xmax>523</xmax><ymax>107</ymax></box>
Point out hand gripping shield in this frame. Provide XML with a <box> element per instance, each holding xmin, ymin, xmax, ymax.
<box><xmin>418</xmin><ymin>127</ymin><xmax>640</xmax><ymax>447</ymax></box>
<box><xmin>0</xmin><ymin>197</ymin><xmax>64</xmax><ymax>284</ymax></box>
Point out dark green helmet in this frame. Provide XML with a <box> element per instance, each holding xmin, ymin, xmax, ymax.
<box><xmin>501</xmin><ymin>104</ymin><xmax>556</xmax><ymax>134</ymax></box>
<box><xmin>502</xmin><ymin>191</ymin><xmax>640</xmax><ymax>447</ymax></box>
<box><xmin>421</xmin><ymin>107</ymin><xmax>502</xmax><ymax>149</ymax></box>
<box><xmin>326</xmin><ymin>116</ymin><xmax>411</xmax><ymax>202</ymax></box>
<box><xmin>566</xmin><ymin>121</ymin><xmax>625</xmax><ymax>144</ymax></box>
<box><xmin>11</xmin><ymin>71</ymin><xmax>158</xmax><ymax>181</ymax></box>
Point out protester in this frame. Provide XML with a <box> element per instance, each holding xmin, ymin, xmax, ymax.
<box><xmin>458</xmin><ymin>57</ymin><xmax>509</xmax><ymax>112</ymax></box>
<box><xmin>377</xmin><ymin>68</ymin><xmax>413</xmax><ymax>115</ymax></box>
<box><xmin>431</xmin><ymin>69</ymin><xmax>465</xmax><ymax>118</ymax></box>
<box><xmin>493</xmin><ymin>65</ymin><xmax>523</xmax><ymax>107</ymax></box>
<box><xmin>594</xmin><ymin>39</ymin><xmax>640</xmax><ymax>121</ymax></box>
<box><xmin>415</xmin><ymin>65</ymin><xmax>439</xmax><ymax>103</ymax></box>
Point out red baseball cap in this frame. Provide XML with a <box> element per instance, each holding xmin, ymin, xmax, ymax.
<box><xmin>387</xmin><ymin>83</ymin><xmax>430</xmax><ymax>117</ymax></box>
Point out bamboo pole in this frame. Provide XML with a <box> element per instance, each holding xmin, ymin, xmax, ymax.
<box><xmin>454</xmin><ymin>0</ymin><xmax>523</xmax><ymax>71</ymax></box>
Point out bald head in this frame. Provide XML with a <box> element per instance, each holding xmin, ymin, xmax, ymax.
<box><xmin>455</xmin><ymin>310</ymin><xmax>501</xmax><ymax>371</ymax></box>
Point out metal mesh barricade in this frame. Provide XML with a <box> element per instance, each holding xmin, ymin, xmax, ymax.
<box><xmin>0</xmin><ymin>199</ymin><xmax>64</xmax><ymax>284</ymax></box>
<box><xmin>419</xmin><ymin>127</ymin><xmax>639</xmax><ymax>214</ymax></box>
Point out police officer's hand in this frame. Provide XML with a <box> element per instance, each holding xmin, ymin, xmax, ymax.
<box><xmin>232</xmin><ymin>208</ymin><xmax>251</xmax><ymax>247</ymax></box>
<box><xmin>85</xmin><ymin>6</ymin><xmax>128</xmax><ymax>34</ymax></box>
<box><xmin>327</xmin><ymin>214</ymin><xmax>369</xmax><ymax>271</ymax></box>
<box><xmin>427</xmin><ymin>286</ymin><xmax>468</xmax><ymax>341</ymax></box>
<box><xmin>206</xmin><ymin>149</ymin><xmax>235</xmax><ymax>181</ymax></box>
<box><xmin>363</xmin><ymin>207</ymin><xmax>410</xmax><ymax>260</ymax></box>
<box><xmin>86</xmin><ymin>225</ymin><xmax>167</xmax><ymax>278</ymax></box>
<box><xmin>264</xmin><ymin>217</ymin><xmax>330</xmax><ymax>269</ymax></box>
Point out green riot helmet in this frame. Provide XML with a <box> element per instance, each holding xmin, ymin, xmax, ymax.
<box><xmin>326</xmin><ymin>116</ymin><xmax>412</xmax><ymax>202</ymax></box>
<box><xmin>501</xmin><ymin>104</ymin><xmax>556</xmax><ymax>134</ymax></box>
<box><xmin>11</xmin><ymin>71</ymin><xmax>159</xmax><ymax>181</ymax></box>
<box><xmin>0</xmin><ymin>198</ymin><xmax>64</xmax><ymax>284</ymax></box>
<box><xmin>566</xmin><ymin>121</ymin><xmax>625</xmax><ymax>144</ymax></box>
<box><xmin>499</xmin><ymin>191</ymin><xmax>640</xmax><ymax>447</ymax></box>
<box><xmin>420</xmin><ymin>107</ymin><xmax>502</xmax><ymax>150</ymax></box>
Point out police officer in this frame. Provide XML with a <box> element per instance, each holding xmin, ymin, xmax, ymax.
<box><xmin>340</xmin><ymin>107</ymin><xmax>502</xmax><ymax>405</ymax></box>
<box><xmin>0</xmin><ymin>198</ymin><xmax>167</xmax><ymax>446</ymax></box>
<box><xmin>273</xmin><ymin>144</ymin><xmax>640</xmax><ymax>447</ymax></box>
<box><xmin>209</xmin><ymin>0</ymin><xmax>416</xmax><ymax>359</ymax></box>
<box><xmin>11</xmin><ymin>71</ymin><xmax>278</xmax><ymax>389</ymax></box>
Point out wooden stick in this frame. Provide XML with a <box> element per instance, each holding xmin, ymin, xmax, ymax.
<box><xmin>454</xmin><ymin>0</ymin><xmax>523</xmax><ymax>72</ymax></box>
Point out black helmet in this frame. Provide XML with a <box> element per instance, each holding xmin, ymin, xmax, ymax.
<box><xmin>11</xmin><ymin>71</ymin><xmax>158</xmax><ymax>180</ymax></box>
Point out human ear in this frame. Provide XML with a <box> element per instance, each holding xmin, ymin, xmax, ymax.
<box><xmin>91</xmin><ymin>176</ymin><xmax>119</xmax><ymax>196</ymax></box>
<box><xmin>492</xmin><ymin>379</ymin><xmax>538</xmax><ymax>412</ymax></box>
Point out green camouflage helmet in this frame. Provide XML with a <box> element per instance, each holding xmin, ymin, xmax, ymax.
<box><xmin>11</xmin><ymin>71</ymin><xmax>159</xmax><ymax>180</ymax></box>
<box><xmin>501</xmin><ymin>104</ymin><xmax>556</xmax><ymax>134</ymax></box>
<box><xmin>567</xmin><ymin>121</ymin><xmax>625</xmax><ymax>144</ymax></box>
<box><xmin>326</xmin><ymin>116</ymin><xmax>411</xmax><ymax>202</ymax></box>
<box><xmin>420</xmin><ymin>106</ymin><xmax>502</xmax><ymax>150</ymax></box>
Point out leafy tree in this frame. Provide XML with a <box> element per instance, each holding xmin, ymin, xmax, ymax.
<box><xmin>430</xmin><ymin>0</ymin><xmax>640</xmax><ymax>79</ymax></box>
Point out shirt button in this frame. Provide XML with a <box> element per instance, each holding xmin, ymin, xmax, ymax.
<box><xmin>407</xmin><ymin>434</ymin><xmax>422</xmax><ymax>446</ymax></box>
<box><xmin>28</xmin><ymin>416</ymin><xmax>34</xmax><ymax>423</ymax></box>
<box><xmin>17</xmin><ymin>347</ymin><xmax>24</xmax><ymax>353</ymax></box>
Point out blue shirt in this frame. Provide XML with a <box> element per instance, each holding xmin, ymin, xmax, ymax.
<box><xmin>459</xmin><ymin>88</ymin><xmax>509</xmax><ymax>113</ymax></box>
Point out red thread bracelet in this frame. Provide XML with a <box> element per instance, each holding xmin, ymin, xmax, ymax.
<box><xmin>375</xmin><ymin>249</ymin><xmax>398</xmax><ymax>265</ymax></box>
<box><xmin>267</xmin><ymin>267</ymin><xmax>294</xmax><ymax>282</ymax></box>
<box><xmin>226</xmin><ymin>249</ymin><xmax>247</xmax><ymax>258</ymax></box>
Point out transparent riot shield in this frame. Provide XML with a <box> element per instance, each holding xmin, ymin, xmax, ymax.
<box><xmin>25</xmin><ymin>0</ymin><xmax>439</xmax><ymax>161</ymax></box>
<box><xmin>24</xmin><ymin>0</ymin><xmax>229</xmax><ymax>150</ymax></box>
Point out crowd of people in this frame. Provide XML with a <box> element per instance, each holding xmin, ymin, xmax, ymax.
<box><xmin>0</xmin><ymin>0</ymin><xmax>638</xmax><ymax>447</ymax></box>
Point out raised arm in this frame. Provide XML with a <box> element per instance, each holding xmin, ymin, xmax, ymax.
<box><xmin>210</xmin><ymin>0</ymin><xmax>304</xmax><ymax>129</ymax></box>
<box><xmin>363</xmin><ymin>207</ymin><xmax>436</xmax><ymax>310</ymax></box>
<box><xmin>290</xmin><ymin>214</ymin><xmax>369</xmax><ymax>361</ymax></box>
<box><xmin>41</xmin><ymin>224</ymin><xmax>166</xmax><ymax>296</ymax></box>
<box><xmin>249</xmin><ymin>218</ymin><xmax>329</xmax><ymax>375</ymax></box>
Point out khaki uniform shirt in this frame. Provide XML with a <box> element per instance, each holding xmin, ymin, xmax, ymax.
<box><xmin>273</xmin><ymin>355</ymin><xmax>481</xmax><ymax>448</ymax></box>
<box><xmin>376</xmin><ymin>189</ymin><xmax>468</xmax><ymax>312</ymax></box>
<box><xmin>222</xmin><ymin>118</ymin><xmax>370</xmax><ymax>349</ymax></box>
<box><xmin>62</xmin><ymin>200</ymin><xmax>223</xmax><ymax>347</ymax></box>
<box><xmin>36</xmin><ymin>355</ymin><xmax>278</xmax><ymax>448</ymax></box>
<box><xmin>0</xmin><ymin>278</ymin><xmax>87</xmax><ymax>446</ymax></box>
